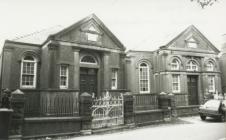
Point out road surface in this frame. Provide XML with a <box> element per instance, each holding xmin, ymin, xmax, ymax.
<box><xmin>69</xmin><ymin>116</ymin><xmax>226</xmax><ymax>140</ymax></box>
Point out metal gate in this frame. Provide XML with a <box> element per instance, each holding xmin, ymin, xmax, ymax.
<box><xmin>91</xmin><ymin>92</ymin><xmax>124</xmax><ymax>129</ymax></box>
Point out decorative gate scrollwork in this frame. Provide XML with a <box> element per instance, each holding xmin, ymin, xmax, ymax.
<box><xmin>91</xmin><ymin>91</ymin><xmax>124</xmax><ymax>129</ymax></box>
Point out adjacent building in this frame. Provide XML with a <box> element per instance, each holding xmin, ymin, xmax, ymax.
<box><xmin>126</xmin><ymin>25</ymin><xmax>222</xmax><ymax>106</ymax></box>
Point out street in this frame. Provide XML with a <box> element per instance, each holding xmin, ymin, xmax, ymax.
<box><xmin>69</xmin><ymin>116</ymin><xmax>226</xmax><ymax>140</ymax></box>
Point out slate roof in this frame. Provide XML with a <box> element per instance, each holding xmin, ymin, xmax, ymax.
<box><xmin>11</xmin><ymin>25</ymin><xmax>63</xmax><ymax>45</ymax></box>
<box><xmin>10</xmin><ymin>14</ymin><xmax>126</xmax><ymax>51</ymax></box>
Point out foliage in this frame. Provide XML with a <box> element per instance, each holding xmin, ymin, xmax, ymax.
<box><xmin>191</xmin><ymin>0</ymin><xmax>219</xmax><ymax>8</ymax></box>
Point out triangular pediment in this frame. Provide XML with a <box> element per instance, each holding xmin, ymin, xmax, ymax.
<box><xmin>165</xmin><ymin>25</ymin><xmax>220</xmax><ymax>54</ymax></box>
<box><xmin>51</xmin><ymin>14</ymin><xmax>125</xmax><ymax>51</ymax></box>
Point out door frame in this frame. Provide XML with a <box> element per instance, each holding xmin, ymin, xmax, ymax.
<box><xmin>79</xmin><ymin>67</ymin><xmax>98</xmax><ymax>97</ymax></box>
<box><xmin>79</xmin><ymin>52</ymin><xmax>101</xmax><ymax>97</ymax></box>
<box><xmin>187</xmin><ymin>75</ymin><xmax>199</xmax><ymax>105</ymax></box>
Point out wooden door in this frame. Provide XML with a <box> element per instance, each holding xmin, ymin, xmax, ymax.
<box><xmin>80</xmin><ymin>68</ymin><xmax>97</xmax><ymax>96</ymax></box>
<box><xmin>187</xmin><ymin>75</ymin><xmax>199</xmax><ymax>105</ymax></box>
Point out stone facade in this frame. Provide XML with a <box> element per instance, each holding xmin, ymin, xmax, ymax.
<box><xmin>0</xmin><ymin>14</ymin><xmax>126</xmax><ymax>97</ymax></box>
<box><xmin>126</xmin><ymin>25</ymin><xmax>222</xmax><ymax>106</ymax></box>
<box><xmin>0</xmin><ymin>15</ymin><xmax>224</xmax><ymax>106</ymax></box>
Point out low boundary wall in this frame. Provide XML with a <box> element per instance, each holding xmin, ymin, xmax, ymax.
<box><xmin>22</xmin><ymin>117</ymin><xmax>82</xmax><ymax>139</ymax></box>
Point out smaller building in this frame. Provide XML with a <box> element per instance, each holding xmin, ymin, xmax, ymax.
<box><xmin>126</xmin><ymin>25</ymin><xmax>222</xmax><ymax>106</ymax></box>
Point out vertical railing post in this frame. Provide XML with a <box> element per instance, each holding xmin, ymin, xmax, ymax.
<box><xmin>79</xmin><ymin>92</ymin><xmax>92</xmax><ymax>135</ymax></box>
<box><xmin>10</xmin><ymin>89</ymin><xmax>25</xmax><ymax>139</ymax></box>
<box><xmin>123</xmin><ymin>92</ymin><xmax>135</xmax><ymax>128</ymax></box>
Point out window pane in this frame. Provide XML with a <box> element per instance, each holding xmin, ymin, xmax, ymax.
<box><xmin>111</xmin><ymin>69</ymin><xmax>118</xmax><ymax>89</ymax></box>
<box><xmin>172</xmin><ymin>74</ymin><xmax>180</xmax><ymax>92</ymax></box>
<box><xmin>81</xmin><ymin>55</ymin><xmax>96</xmax><ymax>63</ymax></box>
<box><xmin>22</xmin><ymin>75</ymin><xmax>34</xmax><ymax>86</ymax></box>
<box><xmin>171</xmin><ymin>59</ymin><xmax>179</xmax><ymax>70</ymax></box>
<box><xmin>208</xmin><ymin>76</ymin><xmax>215</xmax><ymax>92</ymax></box>
<box><xmin>186</xmin><ymin>60</ymin><xmax>198</xmax><ymax>71</ymax></box>
<box><xmin>60</xmin><ymin>65</ymin><xmax>68</xmax><ymax>88</ymax></box>
<box><xmin>23</xmin><ymin>62</ymin><xmax>35</xmax><ymax>74</ymax></box>
<box><xmin>207</xmin><ymin>62</ymin><xmax>214</xmax><ymax>71</ymax></box>
<box><xmin>139</xmin><ymin>63</ymin><xmax>149</xmax><ymax>93</ymax></box>
<box><xmin>24</xmin><ymin>56</ymin><xmax>34</xmax><ymax>61</ymax></box>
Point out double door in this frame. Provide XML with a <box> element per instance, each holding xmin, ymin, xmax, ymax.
<box><xmin>187</xmin><ymin>75</ymin><xmax>199</xmax><ymax>105</ymax></box>
<box><xmin>80</xmin><ymin>68</ymin><xmax>97</xmax><ymax>96</ymax></box>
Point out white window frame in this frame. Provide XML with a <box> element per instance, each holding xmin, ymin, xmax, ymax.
<box><xmin>206</xmin><ymin>61</ymin><xmax>214</xmax><ymax>71</ymax></box>
<box><xmin>139</xmin><ymin>62</ymin><xmax>150</xmax><ymax>93</ymax></box>
<box><xmin>171</xmin><ymin>59</ymin><xmax>180</xmax><ymax>70</ymax></box>
<box><xmin>80</xmin><ymin>55</ymin><xmax>97</xmax><ymax>65</ymax></box>
<box><xmin>208</xmin><ymin>75</ymin><xmax>215</xmax><ymax>92</ymax></box>
<box><xmin>172</xmin><ymin>74</ymin><xmax>180</xmax><ymax>93</ymax></box>
<box><xmin>111</xmin><ymin>69</ymin><xmax>118</xmax><ymax>90</ymax></box>
<box><xmin>20</xmin><ymin>56</ymin><xmax>37</xmax><ymax>89</ymax></box>
<box><xmin>186</xmin><ymin>60</ymin><xmax>198</xmax><ymax>71</ymax></box>
<box><xmin>60</xmin><ymin>65</ymin><xmax>69</xmax><ymax>89</ymax></box>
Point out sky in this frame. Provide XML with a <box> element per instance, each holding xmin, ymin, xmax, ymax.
<box><xmin>0</xmin><ymin>0</ymin><xmax>226</xmax><ymax>52</ymax></box>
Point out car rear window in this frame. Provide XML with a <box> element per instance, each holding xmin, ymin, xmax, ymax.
<box><xmin>204</xmin><ymin>100</ymin><xmax>221</xmax><ymax>108</ymax></box>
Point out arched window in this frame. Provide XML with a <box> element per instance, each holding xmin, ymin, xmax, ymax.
<box><xmin>20</xmin><ymin>55</ymin><xmax>37</xmax><ymax>88</ymax></box>
<box><xmin>186</xmin><ymin>60</ymin><xmax>198</xmax><ymax>71</ymax></box>
<box><xmin>206</xmin><ymin>61</ymin><xmax>214</xmax><ymax>71</ymax></box>
<box><xmin>139</xmin><ymin>62</ymin><xmax>150</xmax><ymax>93</ymax></box>
<box><xmin>80</xmin><ymin>55</ymin><xmax>97</xmax><ymax>64</ymax></box>
<box><xmin>171</xmin><ymin>59</ymin><xmax>180</xmax><ymax>70</ymax></box>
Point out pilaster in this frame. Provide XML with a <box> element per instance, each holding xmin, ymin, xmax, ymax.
<box><xmin>73</xmin><ymin>49</ymin><xmax>80</xmax><ymax>90</ymax></box>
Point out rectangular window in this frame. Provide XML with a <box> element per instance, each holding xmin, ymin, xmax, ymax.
<box><xmin>21</xmin><ymin>61</ymin><xmax>36</xmax><ymax>88</ymax></box>
<box><xmin>139</xmin><ymin>66</ymin><xmax>150</xmax><ymax>93</ymax></box>
<box><xmin>172</xmin><ymin>74</ymin><xmax>180</xmax><ymax>93</ymax></box>
<box><xmin>208</xmin><ymin>75</ymin><xmax>215</xmax><ymax>92</ymax></box>
<box><xmin>111</xmin><ymin>69</ymin><xmax>118</xmax><ymax>89</ymax></box>
<box><xmin>60</xmin><ymin>65</ymin><xmax>69</xmax><ymax>89</ymax></box>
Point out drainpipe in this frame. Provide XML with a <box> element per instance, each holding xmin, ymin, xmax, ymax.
<box><xmin>220</xmin><ymin>34</ymin><xmax>226</xmax><ymax>93</ymax></box>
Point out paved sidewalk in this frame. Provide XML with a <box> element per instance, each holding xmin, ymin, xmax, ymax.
<box><xmin>66</xmin><ymin>116</ymin><xmax>225</xmax><ymax>140</ymax></box>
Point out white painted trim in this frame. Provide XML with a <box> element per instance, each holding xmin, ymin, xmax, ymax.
<box><xmin>139</xmin><ymin>62</ymin><xmax>150</xmax><ymax>94</ymax></box>
<box><xmin>208</xmin><ymin>75</ymin><xmax>215</xmax><ymax>92</ymax></box>
<box><xmin>111</xmin><ymin>69</ymin><xmax>118</xmax><ymax>90</ymax></box>
<box><xmin>186</xmin><ymin>60</ymin><xmax>198</xmax><ymax>71</ymax></box>
<box><xmin>171</xmin><ymin>58</ymin><xmax>180</xmax><ymax>70</ymax></box>
<box><xmin>59</xmin><ymin>65</ymin><xmax>69</xmax><ymax>89</ymax></box>
<box><xmin>20</xmin><ymin>56</ymin><xmax>37</xmax><ymax>89</ymax></box>
<box><xmin>172</xmin><ymin>74</ymin><xmax>181</xmax><ymax>93</ymax></box>
<box><xmin>206</xmin><ymin>61</ymin><xmax>214</xmax><ymax>71</ymax></box>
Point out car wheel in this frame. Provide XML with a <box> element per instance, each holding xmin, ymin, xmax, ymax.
<box><xmin>200</xmin><ymin>115</ymin><xmax>206</xmax><ymax>120</ymax></box>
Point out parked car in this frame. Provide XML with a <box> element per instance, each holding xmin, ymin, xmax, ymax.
<box><xmin>199</xmin><ymin>99</ymin><xmax>226</xmax><ymax>122</ymax></box>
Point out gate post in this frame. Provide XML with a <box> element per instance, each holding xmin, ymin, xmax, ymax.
<box><xmin>158</xmin><ymin>93</ymin><xmax>176</xmax><ymax>121</ymax></box>
<box><xmin>10</xmin><ymin>89</ymin><xmax>25</xmax><ymax>139</ymax></box>
<box><xmin>79</xmin><ymin>92</ymin><xmax>92</xmax><ymax>135</ymax></box>
<box><xmin>123</xmin><ymin>92</ymin><xmax>135</xmax><ymax>128</ymax></box>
